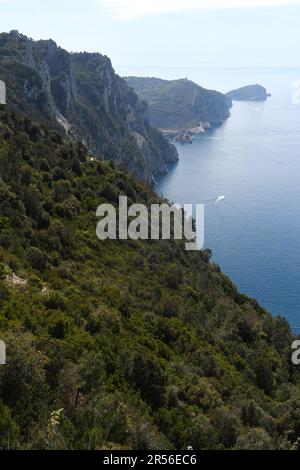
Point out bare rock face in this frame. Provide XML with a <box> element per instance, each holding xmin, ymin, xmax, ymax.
<box><xmin>0</xmin><ymin>31</ymin><xmax>178</xmax><ymax>182</ymax></box>
<box><xmin>0</xmin><ymin>79</ymin><xmax>5</xmax><ymax>104</ymax></box>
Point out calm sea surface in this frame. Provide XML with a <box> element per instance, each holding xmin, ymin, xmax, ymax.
<box><xmin>119</xmin><ymin>66</ymin><xmax>300</xmax><ymax>330</ymax></box>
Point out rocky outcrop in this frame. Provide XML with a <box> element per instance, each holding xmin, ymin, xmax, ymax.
<box><xmin>0</xmin><ymin>31</ymin><xmax>178</xmax><ymax>181</ymax></box>
<box><xmin>226</xmin><ymin>84</ymin><xmax>271</xmax><ymax>101</ymax></box>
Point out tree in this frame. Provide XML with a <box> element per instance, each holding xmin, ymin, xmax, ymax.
<box><xmin>0</xmin><ymin>400</ymin><xmax>19</xmax><ymax>449</ymax></box>
<box><xmin>212</xmin><ymin>407</ymin><xmax>240</xmax><ymax>448</ymax></box>
<box><xmin>235</xmin><ymin>428</ymin><xmax>273</xmax><ymax>450</ymax></box>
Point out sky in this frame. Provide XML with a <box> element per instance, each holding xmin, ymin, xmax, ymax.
<box><xmin>0</xmin><ymin>0</ymin><xmax>299</xmax><ymax>73</ymax></box>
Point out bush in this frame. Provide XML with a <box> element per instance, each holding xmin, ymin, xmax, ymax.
<box><xmin>0</xmin><ymin>400</ymin><xmax>19</xmax><ymax>449</ymax></box>
<box><xmin>235</xmin><ymin>428</ymin><xmax>273</xmax><ymax>450</ymax></box>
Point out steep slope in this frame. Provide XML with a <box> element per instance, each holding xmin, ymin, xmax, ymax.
<box><xmin>125</xmin><ymin>76</ymin><xmax>230</xmax><ymax>138</ymax></box>
<box><xmin>0</xmin><ymin>31</ymin><xmax>178</xmax><ymax>181</ymax></box>
<box><xmin>0</xmin><ymin>106</ymin><xmax>299</xmax><ymax>450</ymax></box>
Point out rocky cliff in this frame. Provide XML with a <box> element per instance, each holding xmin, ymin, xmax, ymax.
<box><xmin>0</xmin><ymin>31</ymin><xmax>178</xmax><ymax>181</ymax></box>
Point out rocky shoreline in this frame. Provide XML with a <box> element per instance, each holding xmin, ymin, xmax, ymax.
<box><xmin>161</xmin><ymin>121</ymin><xmax>212</xmax><ymax>144</ymax></box>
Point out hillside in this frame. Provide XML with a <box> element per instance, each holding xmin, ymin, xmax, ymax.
<box><xmin>0</xmin><ymin>105</ymin><xmax>300</xmax><ymax>450</ymax></box>
<box><xmin>0</xmin><ymin>31</ymin><xmax>178</xmax><ymax>182</ymax></box>
<box><xmin>125</xmin><ymin>77</ymin><xmax>230</xmax><ymax>141</ymax></box>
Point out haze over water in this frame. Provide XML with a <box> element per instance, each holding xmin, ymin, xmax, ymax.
<box><xmin>138</xmin><ymin>66</ymin><xmax>300</xmax><ymax>331</ymax></box>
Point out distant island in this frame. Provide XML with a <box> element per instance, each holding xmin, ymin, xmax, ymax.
<box><xmin>125</xmin><ymin>77</ymin><xmax>231</xmax><ymax>143</ymax></box>
<box><xmin>226</xmin><ymin>84</ymin><xmax>271</xmax><ymax>102</ymax></box>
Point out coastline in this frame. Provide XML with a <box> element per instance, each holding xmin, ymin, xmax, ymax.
<box><xmin>161</xmin><ymin>120</ymin><xmax>221</xmax><ymax>144</ymax></box>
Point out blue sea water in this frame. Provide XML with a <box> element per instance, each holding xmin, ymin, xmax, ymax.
<box><xmin>129</xmin><ymin>66</ymin><xmax>300</xmax><ymax>331</ymax></box>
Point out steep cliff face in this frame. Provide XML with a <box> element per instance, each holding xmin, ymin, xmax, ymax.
<box><xmin>0</xmin><ymin>31</ymin><xmax>178</xmax><ymax>181</ymax></box>
<box><xmin>125</xmin><ymin>76</ymin><xmax>231</xmax><ymax>131</ymax></box>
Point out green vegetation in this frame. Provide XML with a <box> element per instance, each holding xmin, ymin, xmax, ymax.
<box><xmin>125</xmin><ymin>77</ymin><xmax>230</xmax><ymax>130</ymax></box>
<box><xmin>0</xmin><ymin>105</ymin><xmax>299</xmax><ymax>450</ymax></box>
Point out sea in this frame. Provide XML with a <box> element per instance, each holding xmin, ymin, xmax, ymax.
<box><xmin>119</xmin><ymin>65</ymin><xmax>300</xmax><ymax>332</ymax></box>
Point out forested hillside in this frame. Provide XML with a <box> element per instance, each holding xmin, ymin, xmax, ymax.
<box><xmin>0</xmin><ymin>105</ymin><xmax>299</xmax><ymax>450</ymax></box>
<box><xmin>125</xmin><ymin>77</ymin><xmax>230</xmax><ymax>131</ymax></box>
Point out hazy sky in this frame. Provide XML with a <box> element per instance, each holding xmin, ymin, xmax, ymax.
<box><xmin>0</xmin><ymin>0</ymin><xmax>299</xmax><ymax>71</ymax></box>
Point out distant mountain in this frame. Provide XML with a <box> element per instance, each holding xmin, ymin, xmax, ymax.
<box><xmin>226</xmin><ymin>84</ymin><xmax>271</xmax><ymax>102</ymax></box>
<box><xmin>125</xmin><ymin>76</ymin><xmax>231</xmax><ymax>142</ymax></box>
<box><xmin>0</xmin><ymin>31</ymin><xmax>178</xmax><ymax>181</ymax></box>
